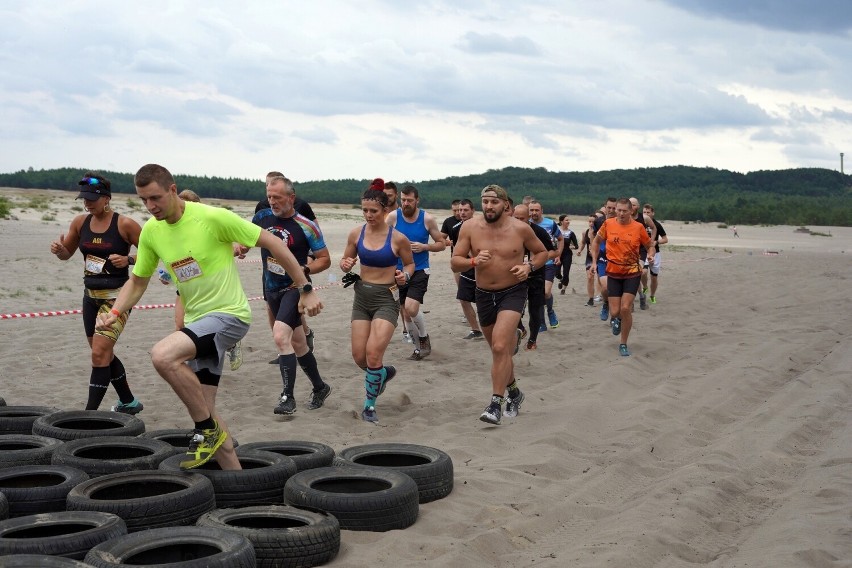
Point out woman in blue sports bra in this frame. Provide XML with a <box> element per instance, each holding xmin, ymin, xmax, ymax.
<box><xmin>340</xmin><ymin>188</ymin><xmax>414</xmax><ymax>423</ymax></box>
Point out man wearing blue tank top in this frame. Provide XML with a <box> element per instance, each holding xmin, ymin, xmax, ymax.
<box><xmin>386</xmin><ymin>185</ymin><xmax>446</xmax><ymax>360</ymax></box>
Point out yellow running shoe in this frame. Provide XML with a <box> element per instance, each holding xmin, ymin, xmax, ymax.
<box><xmin>180</xmin><ymin>421</ymin><xmax>227</xmax><ymax>469</ymax></box>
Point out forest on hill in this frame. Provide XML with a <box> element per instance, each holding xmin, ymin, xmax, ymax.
<box><xmin>1</xmin><ymin>165</ymin><xmax>850</xmax><ymax>226</ymax></box>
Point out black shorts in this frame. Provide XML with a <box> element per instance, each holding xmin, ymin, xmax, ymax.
<box><xmin>400</xmin><ymin>269</ymin><xmax>429</xmax><ymax>304</ymax></box>
<box><xmin>544</xmin><ymin>264</ymin><xmax>557</xmax><ymax>282</ymax></box>
<box><xmin>606</xmin><ymin>275</ymin><xmax>641</xmax><ymax>298</ymax></box>
<box><xmin>475</xmin><ymin>282</ymin><xmax>528</xmax><ymax>328</ymax></box>
<box><xmin>456</xmin><ymin>275</ymin><xmax>476</xmax><ymax>303</ymax></box>
<box><xmin>266</xmin><ymin>287</ymin><xmax>302</xmax><ymax>329</ymax></box>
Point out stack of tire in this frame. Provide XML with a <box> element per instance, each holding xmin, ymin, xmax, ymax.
<box><xmin>0</xmin><ymin>402</ymin><xmax>455</xmax><ymax>567</ymax></box>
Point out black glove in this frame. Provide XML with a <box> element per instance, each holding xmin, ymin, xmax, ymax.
<box><xmin>342</xmin><ymin>272</ymin><xmax>361</xmax><ymax>288</ymax></box>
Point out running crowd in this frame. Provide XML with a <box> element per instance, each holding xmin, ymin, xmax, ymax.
<box><xmin>50</xmin><ymin>166</ymin><xmax>667</xmax><ymax>470</ymax></box>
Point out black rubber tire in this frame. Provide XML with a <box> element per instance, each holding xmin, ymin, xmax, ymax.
<box><xmin>31</xmin><ymin>411</ymin><xmax>145</xmax><ymax>441</ymax></box>
<box><xmin>0</xmin><ymin>407</ymin><xmax>60</xmax><ymax>435</ymax></box>
<box><xmin>336</xmin><ymin>443</ymin><xmax>454</xmax><ymax>503</ymax></box>
<box><xmin>84</xmin><ymin>526</ymin><xmax>255</xmax><ymax>567</ymax></box>
<box><xmin>238</xmin><ymin>440</ymin><xmax>335</xmax><ymax>471</ymax></box>
<box><xmin>0</xmin><ymin>398</ymin><xmax>6</xmax><ymax>406</ymax></box>
<box><xmin>0</xmin><ymin>492</ymin><xmax>7</xmax><ymax>520</ymax></box>
<box><xmin>197</xmin><ymin>505</ymin><xmax>339</xmax><ymax>568</ymax></box>
<box><xmin>284</xmin><ymin>466</ymin><xmax>419</xmax><ymax>532</ymax></box>
<box><xmin>0</xmin><ymin>554</ymin><xmax>94</xmax><ymax>566</ymax></box>
<box><xmin>66</xmin><ymin>470</ymin><xmax>216</xmax><ymax>532</ymax></box>
<box><xmin>0</xmin><ymin>465</ymin><xmax>90</xmax><ymax>518</ymax></box>
<box><xmin>159</xmin><ymin>449</ymin><xmax>297</xmax><ymax>508</ymax></box>
<box><xmin>139</xmin><ymin>428</ymin><xmax>239</xmax><ymax>456</ymax></box>
<box><xmin>51</xmin><ymin>436</ymin><xmax>173</xmax><ymax>477</ymax></box>
<box><xmin>0</xmin><ymin>510</ymin><xmax>126</xmax><ymax>560</ymax></box>
<box><xmin>0</xmin><ymin>434</ymin><xmax>64</xmax><ymax>469</ymax></box>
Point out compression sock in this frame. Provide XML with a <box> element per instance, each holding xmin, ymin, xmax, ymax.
<box><xmin>411</xmin><ymin>312</ymin><xmax>427</xmax><ymax>338</ymax></box>
<box><xmin>507</xmin><ymin>379</ymin><xmax>521</xmax><ymax>399</ymax></box>
<box><xmin>278</xmin><ymin>354</ymin><xmax>298</xmax><ymax>398</ymax></box>
<box><xmin>364</xmin><ymin>366</ymin><xmax>386</xmax><ymax>407</ymax></box>
<box><xmin>297</xmin><ymin>351</ymin><xmax>325</xmax><ymax>391</ymax></box>
<box><xmin>86</xmin><ymin>366</ymin><xmax>112</xmax><ymax>410</ymax></box>
<box><xmin>109</xmin><ymin>356</ymin><xmax>134</xmax><ymax>404</ymax></box>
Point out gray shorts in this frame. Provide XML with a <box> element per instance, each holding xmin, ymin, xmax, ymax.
<box><xmin>183</xmin><ymin>312</ymin><xmax>249</xmax><ymax>375</ymax></box>
<box><xmin>352</xmin><ymin>280</ymin><xmax>400</xmax><ymax>325</ymax></box>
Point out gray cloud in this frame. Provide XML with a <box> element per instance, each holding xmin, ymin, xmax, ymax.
<box><xmin>457</xmin><ymin>32</ymin><xmax>542</xmax><ymax>56</ymax></box>
<box><xmin>662</xmin><ymin>0</ymin><xmax>852</xmax><ymax>33</ymax></box>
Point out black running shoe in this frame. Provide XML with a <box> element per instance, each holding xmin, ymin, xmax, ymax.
<box><xmin>479</xmin><ymin>397</ymin><xmax>503</xmax><ymax>425</ymax></box>
<box><xmin>306</xmin><ymin>384</ymin><xmax>332</xmax><ymax>410</ymax></box>
<box><xmin>274</xmin><ymin>395</ymin><xmax>296</xmax><ymax>415</ymax></box>
<box><xmin>505</xmin><ymin>390</ymin><xmax>525</xmax><ymax>418</ymax></box>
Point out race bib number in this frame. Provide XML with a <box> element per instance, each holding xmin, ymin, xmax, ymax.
<box><xmin>266</xmin><ymin>257</ymin><xmax>287</xmax><ymax>276</ymax></box>
<box><xmin>171</xmin><ymin>257</ymin><xmax>203</xmax><ymax>282</ymax></box>
<box><xmin>85</xmin><ymin>254</ymin><xmax>107</xmax><ymax>274</ymax></box>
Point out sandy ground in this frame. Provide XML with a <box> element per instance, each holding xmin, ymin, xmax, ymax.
<box><xmin>0</xmin><ymin>187</ymin><xmax>850</xmax><ymax>567</ymax></box>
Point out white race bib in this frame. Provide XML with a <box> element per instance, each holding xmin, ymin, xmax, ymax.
<box><xmin>85</xmin><ymin>254</ymin><xmax>107</xmax><ymax>274</ymax></box>
<box><xmin>266</xmin><ymin>257</ymin><xmax>287</xmax><ymax>276</ymax></box>
<box><xmin>171</xmin><ymin>257</ymin><xmax>203</xmax><ymax>283</ymax></box>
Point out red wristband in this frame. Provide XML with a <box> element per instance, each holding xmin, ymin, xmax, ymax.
<box><xmin>110</xmin><ymin>308</ymin><xmax>120</xmax><ymax>317</ymax></box>
<box><xmin>470</xmin><ymin>257</ymin><xmax>476</xmax><ymax>267</ymax></box>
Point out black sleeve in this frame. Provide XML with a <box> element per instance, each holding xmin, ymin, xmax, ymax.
<box><xmin>569</xmin><ymin>232</ymin><xmax>579</xmax><ymax>248</ymax></box>
<box><xmin>295</xmin><ymin>198</ymin><xmax>317</xmax><ymax>221</ymax></box>
<box><xmin>255</xmin><ymin>199</ymin><xmax>270</xmax><ymax>214</ymax></box>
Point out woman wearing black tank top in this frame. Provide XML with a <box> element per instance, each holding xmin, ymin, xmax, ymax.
<box><xmin>49</xmin><ymin>173</ymin><xmax>144</xmax><ymax>413</ymax></box>
<box><xmin>340</xmin><ymin>188</ymin><xmax>414</xmax><ymax>423</ymax></box>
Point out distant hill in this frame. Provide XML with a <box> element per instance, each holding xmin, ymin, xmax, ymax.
<box><xmin>1</xmin><ymin>165</ymin><xmax>850</xmax><ymax>226</ymax></box>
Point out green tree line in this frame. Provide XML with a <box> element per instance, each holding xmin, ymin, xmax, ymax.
<box><xmin>1</xmin><ymin>165</ymin><xmax>850</xmax><ymax>226</ymax></box>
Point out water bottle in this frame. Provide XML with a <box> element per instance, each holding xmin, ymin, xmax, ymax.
<box><xmin>157</xmin><ymin>268</ymin><xmax>172</xmax><ymax>284</ymax></box>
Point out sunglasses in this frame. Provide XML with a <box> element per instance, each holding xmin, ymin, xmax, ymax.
<box><xmin>79</xmin><ymin>177</ymin><xmax>103</xmax><ymax>186</ymax></box>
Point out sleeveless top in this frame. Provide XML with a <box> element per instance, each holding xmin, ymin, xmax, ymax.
<box><xmin>395</xmin><ymin>209</ymin><xmax>429</xmax><ymax>271</ymax></box>
<box><xmin>357</xmin><ymin>225</ymin><xmax>397</xmax><ymax>268</ymax></box>
<box><xmin>79</xmin><ymin>213</ymin><xmax>130</xmax><ymax>290</ymax></box>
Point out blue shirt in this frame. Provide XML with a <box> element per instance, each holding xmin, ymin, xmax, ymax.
<box><xmin>395</xmin><ymin>209</ymin><xmax>430</xmax><ymax>271</ymax></box>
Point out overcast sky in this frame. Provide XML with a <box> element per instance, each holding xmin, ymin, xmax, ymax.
<box><xmin>2</xmin><ymin>0</ymin><xmax>851</xmax><ymax>183</ymax></box>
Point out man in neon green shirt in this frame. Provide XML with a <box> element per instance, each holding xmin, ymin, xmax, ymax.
<box><xmin>98</xmin><ymin>163</ymin><xmax>323</xmax><ymax>470</ymax></box>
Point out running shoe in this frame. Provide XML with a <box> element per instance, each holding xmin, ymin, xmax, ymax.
<box><xmin>408</xmin><ymin>348</ymin><xmax>422</xmax><ymax>361</ymax></box>
<box><xmin>586</xmin><ymin>298</ymin><xmax>594</xmax><ymax>306</ymax></box>
<box><xmin>111</xmin><ymin>398</ymin><xmax>143</xmax><ymax>415</ymax></box>
<box><xmin>305</xmin><ymin>329</ymin><xmax>315</xmax><ymax>352</ymax></box>
<box><xmin>306</xmin><ymin>384</ymin><xmax>332</xmax><ymax>410</ymax></box>
<box><xmin>180</xmin><ymin>421</ymin><xmax>227</xmax><ymax>469</ymax></box>
<box><xmin>378</xmin><ymin>366</ymin><xmax>396</xmax><ymax>395</ymax></box>
<box><xmin>619</xmin><ymin>343</ymin><xmax>630</xmax><ymax>357</ymax></box>
<box><xmin>525</xmin><ymin>339</ymin><xmax>537</xmax><ymax>351</ymax></box>
<box><xmin>513</xmin><ymin>328</ymin><xmax>523</xmax><ymax>355</ymax></box>
<box><xmin>268</xmin><ymin>357</ymin><xmax>279</xmax><ymax>365</ymax></box>
<box><xmin>600</xmin><ymin>304</ymin><xmax>609</xmax><ymax>321</ymax></box>
<box><xmin>639</xmin><ymin>296</ymin><xmax>648</xmax><ymax>310</ymax></box>
<box><xmin>611</xmin><ymin>316</ymin><xmax>622</xmax><ymax>336</ymax></box>
<box><xmin>538</xmin><ymin>323</ymin><xmax>547</xmax><ymax>333</ymax></box>
<box><xmin>361</xmin><ymin>406</ymin><xmax>378</xmax><ymax>422</ymax></box>
<box><xmin>649</xmin><ymin>296</ymin><xmax>657</xmax><ymax>304</ymax></box>
<box><xmin>227</xmin><ymin>341</ymin><xmax>242</xmax><ymax>371</ymax></box>
<box><xmin>505</xmin><ymin>390</ymin><xmax>525</xmax><ymax>418</ymax></box>
<box><xmin>274</xmin><ymin>395</ymin><xmax>296</xmax><ymax>415</ymax></box>
<box><xmin>401</xmin><ymin>331</ymin><xmax>413</xmax><ymax>344</ymax></box>
<box><xmin>548</xmin><ymin>310</ymin><xmax>559</xmax><ymax>328</ymax></box>
<box><xmin>419</xmin><ymin>335</ymin><xmax>432</xmax><ymax>357</ymax></box>
<box><xmin>464</xmin><ymin>330</ymin><xmax>484</xmax><ymax>340</ymax></box>
<box><xmin>593</xmin><ymin>295</ymin><xmax>602</xmax><ymax>303</ymax></box>
<box><xmin>479</xmin><ymin>397</ymin><xmax>503</xmax><ymax>425</ymax></box>
<box><xmin>560</xmin><ymin>288</ymin><xmax>566</xmax><ymax>295</ymax></box>
<box><xmin>642</xmin><ymin>287</ymin><xmax>648</xmax><ymax>295</ymax></box>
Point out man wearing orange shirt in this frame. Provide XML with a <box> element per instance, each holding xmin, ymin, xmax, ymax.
<box><xmin>591</xmin><ymin>198</ymin><xmax>655</xmax><ymax>357</ymax></box>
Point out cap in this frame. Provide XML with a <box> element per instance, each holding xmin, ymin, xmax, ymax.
<box><xmin>480</xmin><ymin>184</ymin><xmax>508</xmax><ymax>201</ymax></box>
<box><xmin>77</xmin><ymin>175</ymin><xmax>111</xmax><ymax>200</ymax></box>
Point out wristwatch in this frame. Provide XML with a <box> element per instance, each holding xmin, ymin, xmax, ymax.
<box><xmin>298</xmin><ymin>283</ymin><xmax>313</xmax><ymax>294</ymax></box>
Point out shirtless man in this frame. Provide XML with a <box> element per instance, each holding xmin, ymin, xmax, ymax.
<box><xmin>452</xmin><ymin>185</ymin><xmax>548</xmax><ymax>425</ymax></box>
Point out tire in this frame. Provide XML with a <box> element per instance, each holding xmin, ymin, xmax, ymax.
<box><xmin>0</xmin><ymin>434</ymin><xmax>64</xmax><ymax>468</ymax></box>
<box><xmin>84</xmin><ymin>526</ymin><xmax>255</xmax><ymax>567</ymax></box>
<box><xmin>284</xmin><ymin>467</ymin><xmax>418</xmax><ymax>532</ymax></box>
<box><xmin>0</xmin><ymin>511</ymin><xmax>126</xmax><ymax>560</ymax></box>
<box><xmin>0</xmin><ymin>407</ymin><xmax>60</xmax><ymax>435</ymax></box>
<box><xmin>238</xmin><ymin>440</ymin><xmax>335</xmax><ymax>472</ymax></box>
<box><xmin>197</xmin><ymin>505</ymin><xmax>339</xmax><ymax>568</ymax></box>
<box><xmin>159</xmin><ymin>449</ymin><xmax>297</xmax><ymax>508</ymax></box>
<box><xmin>31</xmin><ymin>411</ymin><xmax>145</xmax><ymax>441</ymax></box>
<box><xmin>0</xmin><ymin>398</ymin><xmax>6</xmax><ymax>406</ymax></box>
<box><xmin>52</xmin><ymin>436</ymin><xmax>173</xmax><ymax>477</ymax></box>
<box><xmin>66</xmin><ymin>470</ymin><xmax>216</xmax><ymax>532</ymax></box>
<box><xmin>0</xmin><ymin>554</ymin><xmax>94</xmax><ymax>567</ymax></box>
<box><xmin>0</xmin><ymin>492</ymin><xmax>7</xmax><ymax>520</ymax></box>
<box><xmin>0</xmin><ymin>465</ymin><xmax>89</xmax><ymax>518</ymax></box>
<box><xmin>139</xmin><ymin>429</ymin><xmax>239</xmax><ymax>456</ymax></box>
<box><xmin>336</xmin><ymin>443</ymin><xmax>454</xmax><ymax>503</ymax></box>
